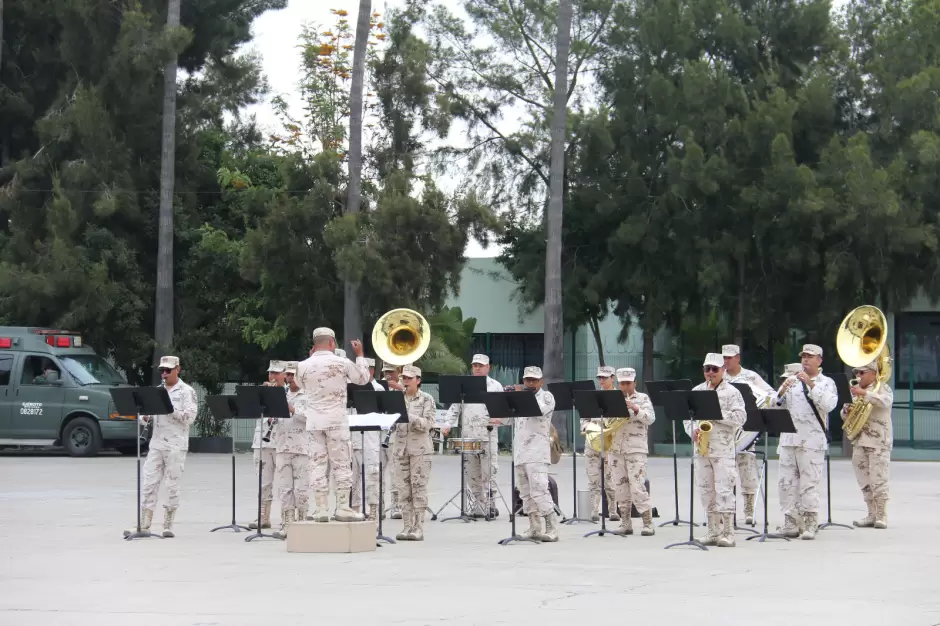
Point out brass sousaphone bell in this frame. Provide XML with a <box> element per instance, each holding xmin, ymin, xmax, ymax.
<box><xmin>836</xmin><ymin>305</ymin><xmax>892</xmax><ymax>441</ymax></box>
<box><xmin>372</xmin><ymin>308</ymin><xmax>432</xmax><ymax>367</ymax></box>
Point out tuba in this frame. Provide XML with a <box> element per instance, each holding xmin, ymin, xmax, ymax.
<box><xmin>372</xmin><ymin>308</ymin><xmax>431</xmax><ymax>367</ymax></box>
<box><xmin>836</xmin><ymin>305</ymin><xmax>892</xmax><ymax>441</ymax></box>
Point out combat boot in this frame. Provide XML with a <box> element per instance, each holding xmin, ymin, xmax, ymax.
<box><xmin>125</xmin><ymin>508</ymin><xmax>154</xmax><ymax>537</ymax></box>
<box><xmin>367</xmin><ymin>504</ymin><xmax>378</xmax><ymax>521</ymax></box>
<box><xmin>778</xmin><ymin>514</ymin><xmax>801</xmax><ymax>538</ymax></box>
<box><xmin>744</xmin><ymin>494</ymin><xmax>756</xmax><ymax>525</ymax></box>
<box><xmin>273</xmin><ymin>509</ymin><xmax>293</xmax><ymax>539</ymax></box>
<box><xmin>522</xmin><ymin>512</ymin><xmax>542</xmax><ymax>540</ymax></box>
<box><xmin>717</xmin><ymin>513</ymin><xmax>736</xmax><ymax>547</ymax></box>
<box><xmin>539</xmin><ymin>512</ymin><xmax>559</xmax><ymax>542</ymax></box>
<box><xmin>800</xmin><ymin>512</ymin><xmax>818</xmax><ymax>540</ymax></box>
<box><xmin>396</xmin><ymin>505</ymin><xmax>414</xmax><ymax>541</ymax></box>
<box><xmin>334</xmin><ymin>491</ymin><xmax>365</xmax><ymax>522</ymax></box>
<box><xmin>699</xmin><ymin>512</ymin><xmax>721</xmax><ymax>546</ymax></box>
<box><xmin>312</xmin><ymin>493</ymin><xmax>330</xmax><ymax>523</ymax></box>
<box><xmin>873</xmin><ymin>499</ymin><xmax>887</xmax><ymax>529</ymax></box>
<box><xmin>249</xmin><ymin>501</ymin><xmax>272</xmax><ymax>529</ymax></box>
<box><xmin>411</xmin><ymin>510</ymin><xmax>426</xmax><ymax>541</ymax></box>
<box><xmin>162</xmin><ymin>507</ymin><xmax>177</xmax><ymax>538</ymax></box>
<box><xmin>618</xmin><ymin>505</ymin><xmax>634</xmax><ymax>535</ymax></box>
<box><xmin>608</xmin><ymin>496</ymin><xmax>620</xmax><ymax>521</ymax></box>
<box><xmin>296</xmin><ymin>506</ymin><xmax>308</xmax><ymax>525</ymax></box>
<box><xmin>640</xmin><ymin>509</ymin><xmax>655</xmax><ymax>536</ymax></box>
<box><xmin>854</xmin><ymin>499</ymin><xmax>876</xmax><ymax>527</ymax></box>
<box><xmin>390</xmin><ymin>492</ymin><xmax>402</xmax><ymax>519</ymax></box>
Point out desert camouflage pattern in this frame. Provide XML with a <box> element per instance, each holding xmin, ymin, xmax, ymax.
<box><xmin>608</xmin><ymin>451</ymin><xmax>652</xmax><ymax>515</ymax></box>
<box><xmin>736</xmin><ymin>453</ymin><xmax>759</xmax><ymax>495</ymax></box>
<box><xmin>775</xmin><ymin>372</ymin><xmax>838</xmax><ymax>452</ymax></box>
<box><xmin>393</xmin><ymin>390</ymin><xmax>436</xmax><ymax>456</ymax></box>
<box><xmin>141</xmin><ymin>448</ymin><xmax>187</xmax><ymax>510</ymax></box>
<box><xmin>516</xmin><ymin>461</ymin><xmax>554</xmax><ymax>516</ymax></box>
<box><xmin>252</xmin><ymin>417</ymin><xmax>278</xmax><ymax>450</ymax></box>
<box><xmin>512</xmin><ymin>388</ymin><xmax>555</xmax><ymax>465</ymax></box>
<box><xmin>397</xmin><ymin>454</ymin><xmax>432</xmax><ymax>514</ymax></box>
<box><xmin>583</xmin><ymin>442</ymin><xmax>616</xmax><ymax>514</ymax></box>
<box><xmin>444</xmin><ymin>376</ymin><xmax>504</xmax><ymax>488</ymax></box>
<box><xmin>778</xmin><ymin>446</ymin><xmax>824</xmax><ymax>516</ymax></box>
<box><xmin>850</xmin><ymin>383</ymin><xmax>895</xmax><ymax>450</ymax></box>
<box><xmin>275</xmin><ymin>389</ymin><xmax>314</xmax><ymax>455</ymax></box>
<box><xmin>296</xmin><ymin>350</ymin><xmax>370</xmax><ymax>429</ymax></box>
<box><xmin>310</xmin><ymin>424</ymin><xmax>354</xmax><ymax>494</ymax></box>
<box><xmin>684</xmin><ymin>379</ymin><xmax>747</xmax><ymax>458</ymax></box>
<box><xmin>144</xmin><ymin>379</ymin><xmax>198</xmax><ymax>452</ymax></box>
<box><xmin>253</xmin><ymin>448</ymin><xmax>276</xmax><ymax>503</ymax></box>
<box><xmin>351</xmin><ymin>435</ymin><xmax>381</xmax><ymax>509</ymax></box>
<box><xmin>608</xmin><ymin>391</ymin><xmax>655</xmax><ymax>455</ymax></box>
<box><xmin>696</xmin><ymin>456</ymin><xmax>737</xmax><ymax>513</ymax></box>
<box><xmin>276</xmin><ymin>452</ymin><xmax>312</xmax><ymax>511</ymax></box>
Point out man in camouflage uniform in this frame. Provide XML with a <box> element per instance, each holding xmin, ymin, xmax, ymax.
<box><xmin>608</xmin><ymin>367</ymin><xmax>656</xmax><ymax>536</ymax></box>
<box><xmin>722</xmin><ymin>344</ymin><xmax>775</xmax><ymax>524</ymax></box>
<box><xmin>685</xmin><ymin>353</ymin><xmax>746</xmax><ymax>547</ymax></box>
<box><xmin>296</xmin><ymin>327</ymin><xmax>370</xmax><ymax>523</ymax></box>
<box><xmin>381</xmin><ymin>363</ymin><xmax>404</xmax><ymax>519</ymax></box>
<box><xmin>441</xmin><ymin>354</ymin><xmax>504</xmax><ymax>517</ymax></box>
<box><xmin>583</xmin><ymin>366</ymin><xmax>619</xmax><ymax>522</ymax></box>
<box><xmin>512</xmin><ymin>366</ymin><xmax>559</xmax><ymax>542</ymax></box>
<box><xmin>774</xmin><ymin>344</ymin><xmax>838</xmax><ymax>540</ymax></box>
<box><xmin>350</xmin><ymin>358</ymin><xmax>383</xmax><ymax>520</ymax></box>
<box><xmin>273</xmin><ymin>361</ymin><xmax>313</xmax><ymax>538</ymax></box>
<box><xmin>248</xmin><ymin>360</ymin><xmax>286</xmax><ymax>530</ymax></box>
<box><xmin>843</xmin><ymin>359</ymin><xmax>894</xmax><ymax>529</ymax></box>
<box><xmin>125</xmin><ymin>356</ymin><xmax>198</xmax><ymax>538</ymax></box>
<box><xmin>394</xmin><ymin>365</ymin><xmax>436</xmax><ymax>541</ymax></box>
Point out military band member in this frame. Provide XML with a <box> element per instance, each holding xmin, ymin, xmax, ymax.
<box><xmin>441</xmin><ymin>354</ymin><xmax>504</xmax><ymax>517</ymax></box>
<box><xmin>248</xmin><ymin>360</ymin><xmax>286</xmax><ymax>530</ymax></box>
<box><xmin>583</xmin><ymin>366</ymin><xmax>619</xmax><ymax>521</ymax></box>
<box><xmin>685</xmin><ymin>353</ymin><xmax>746</xmax><ymax>548</ymax></box>
<box><xmin>512</xmin><ymin>366</ymin><xmax>559</xmax><ymax>542</ymax></box>
<box><xmin>721</xmin><ymin>344</ymin><xmax>775</xmax><ymax>525</ymax></box>
<box><xmin>394</xmin><ymin>365</ymin><xmax>436</xmax><ymax>541</ymax></box>
<box><xmin>774</xmin><ymin>344</ymin><xmax>838</xmax><ymax>540</ymax></box>
<box><xmin>273</xmin><ymin>361</ymin><xmax>314</xmax><ymax>538</ymax></box>
<box><xmin>844</xmin><ymin>359</ymin><xmax>893</xmax><ymax>529</ymax></box>
<box><xmin>296</xmin><ymin>327</ymin><xmax>370</xmax><ymax>523</ymax></box>
<box><xmin>609</xmin><ymin>367</ymin><xmax>656</xmax><ymax>536</ymax></box>
<box><xmin>351</xmin><ymin>358</ymin><xmax>383</xmax><ymax>520</ymax></box>
<box><xmin>125</xmin><ymin>356</ymin><xmax>197</xmax><ymax>538</ymax></box>
<box><xmin>382</xmin><ymin>362</ymin><xmax>404</xmax><ymax>519</ymax></box>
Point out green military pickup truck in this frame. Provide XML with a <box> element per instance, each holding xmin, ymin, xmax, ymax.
<box><xmin>0</xmin><ymin>326</ymin><xmax>142</xmax><ymax>457</ymax></box>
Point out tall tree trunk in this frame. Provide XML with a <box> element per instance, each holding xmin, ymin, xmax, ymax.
<box><xmin>153</xmin><ymin>0</ymin><xmax>181</xmax><ymax>382</ymax></box>
<box><xmin>542</xmin><ymin>0</ymin><xmax>571</xmax><ymax>386</ymax></box>
<box><xmin>588</xmin><ymin>315</ymin><xmax>605</xmax><ymax>366</ymax></box>
<box><xmin>343</xmin><ymin>0</ymin><xmax>371</xmax><ymax>351</ymax></box>
<box><xmin>735</xmin><ymin>257</ymin><xmax>745</xmax><ymax>347</ymax></box>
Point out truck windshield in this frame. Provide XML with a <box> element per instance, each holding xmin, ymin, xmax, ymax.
<box><xmin>60</xmin><ymin>356</ymin><xmax>127</xmax><ymax>385</ymax></box>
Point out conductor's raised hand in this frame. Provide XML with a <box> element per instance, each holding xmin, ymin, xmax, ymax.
<box><xmin>350</xmin><ymin>340</ymin><xmax>364</xmax><ymax>358</ymax></box>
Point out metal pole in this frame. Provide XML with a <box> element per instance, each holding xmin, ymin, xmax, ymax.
<box><xmin>908</xmin><ymin>332</ymin><xmax>915</xmax><ymax>447</ymax></box>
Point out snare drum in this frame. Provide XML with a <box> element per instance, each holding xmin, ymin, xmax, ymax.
<box><xmin>447</xmin><ymin>438</ymin><xmax>486</xmax><ymax>453</ymax></box>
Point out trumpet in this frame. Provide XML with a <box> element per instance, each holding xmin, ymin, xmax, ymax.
<box><xmin>696</xmin><ymin>421</ymin><xmax>712</xmax><ymax>456</ymax></box>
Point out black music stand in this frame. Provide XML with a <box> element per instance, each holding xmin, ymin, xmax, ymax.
<box><xmin>572</xmin><ymin>390</ymin><xmax>631</xmax><ymax>538</ymax></box>
<box><xmin>206</xmin><ymin>395</ymin><xmax>251</xmax><ymax>533</ymax></box>
<box><xmin>111</xmin><ymin>386</ymin><xmax>173</xmax><ymax>541</ymax></box>
<box><xmin>819</xmin><ymin>372</ymin><xmax>854</xmax><ymax>532</ymax></box>
<box><xmin>661</xmin><ymin>387</ymin><xmax>723</xmax><ymax>551</ymax></box>
<box><xmin>353</xmin><ymin>389</ymin><xmax>409</xmax><ymax>546</ymax></box>
<box><xmin>745</xmin><ymin>408</ymin><xmax>796</xmax><ymax>543</ymax></box>
<box><xmin>236</xmin><ymin>385</ymin><xmax>290</xmax><ymax>542</ymax></box>
<box><xmin>729</xmin><ymin>383</ymin><xmax>762</xmax><ymax>535</ymax></box>
<box><xmin>647</xmin><ymin>380</ymin><xmax>696</xmax><ymax>528</ymax></box>
<box><xmin>547</xmin><ymin>380</ymin><xmax>595</xmax><ymax>525</ymax></box>
<box><xmin>482</xmin><ymin>391</ymin><xmax>542</xmax><ymax>545</ymax></box>
<box><xmin>437</xmin><ymin>375</ymin><xmax>488</xmax><ymax>523</ymax></box>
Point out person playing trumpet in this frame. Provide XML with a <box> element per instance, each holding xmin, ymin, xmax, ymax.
<box><xmin>843</xmin><ymin>360</ymin><xmax>894</xmax><ymax>529</ymax></box>
<box><xmin>608</xmin><ymin>367</ymin><xmax>656</xmax><ymax>536</ymax></box>
<box><xmin>248</xmin><ymin>360</ymin><xmax>287</xmax><ymax>530</ymax></box>
<box><xmin>684</xmin><ymin>353</ymin><xmax>746</xmax><ymax>547</ymax></box>
<box><xmin>721</xmin><ymin>344</ymin><xmax>775</xmax><ymax>525</ymax></box>
<box><xmin>583</xmin><ymin>366</ymin><xmax>620</xmax><ymax>522</ymax></box>
<box><xmin>394</xmin><ymin>365</ymin><xmax>436</xmax><ymax>541</ymax></box>
<box><xmin>773</xmin><ymin>344</ymin><xmax>838</xmax><ymax>540</ymax></box>
<box><xmin>272</xmin><ymin>361</ymin><xmax>314</xmax><ymax>538</ymax></box>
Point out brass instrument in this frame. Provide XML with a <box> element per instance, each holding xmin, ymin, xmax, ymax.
<box><xmin>837</xmin><ymin>305</ymin><xmax>892</xmax><ymax>441</ymax></box>
<box><xmin>585</xmin><ymin>415</ymin><xmax>631</xmax><ymax>453</ymax></box>
<box><xmin>696</xmin><ymin>421</ymin><xmax>713</xmax><ymax>456</ymax></box>
<box><xmin>372</xmin><ymin>308</ymin><xmax>431</xmax><ymax>367</ymax></box>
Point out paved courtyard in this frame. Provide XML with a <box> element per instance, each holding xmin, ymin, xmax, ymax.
<box><xmin>1</xmin><ymin>450</ymin><xmax>939</xmax><ymax>625</ymax></box>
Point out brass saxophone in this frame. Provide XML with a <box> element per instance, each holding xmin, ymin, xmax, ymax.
<box><xmin>696</xmin><ymin>421</ymin><xmax>712</xmax><ymax>456</ymax></box>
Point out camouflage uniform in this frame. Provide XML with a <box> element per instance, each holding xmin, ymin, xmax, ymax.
<box><xmin>350</xmin><ymin>379</ymin><xmax>384</xmax><ymax>519</ymax></box>
<box><xmin>608</xmin><ymin>368</ymin><xmax>656</xmax><ymax>536</ymax></box>
<box><xmin>723</xmin><ymin>351</ymin><xmax>775</xmax><ymax>524</ymax></box>
<box><xmin>846</xmin><ymin>366</ymin><xmax>894</xmax><ymax>529</ymax></box>
<box><xmin>583</xmin><ymin>366</ymin><xmax>618</xmax><ymax>521</ymax></box>
<box><xmin>296</xmin><ymin>329</ymin><xmax>371</xmax><ymax>522</ymax></box>
<box><xmin>394</xmin><ymin>368</ymin><xmax>436</xmax><ymax>541</ymax></box>
<box><xmin>133</xmin><ymin>357</ymin><xmax>197</xmax><ymax>538</ymax></box>
<box><xmin>685</xmin><ymin>357</ymin><xmax>746</xmax><ymax>547</ymax></box>
<box><xmin>442</xmin><ymin>374</ymin><xmax>504</xmax><ymax>515</ymax></box>
<box><xmin>774</xmin><ymin>346</ymin><xmax>838</xmax><ymax>540</ymax></box>
<box><xmin>513</xmin><ymin>369</ymin><xmax>558</xmax><ymax>541</ymax></box>
<box><xmin>273</xmin><ymin>385</ymin><xmax>314</xmax><ymax>538</ymax></box>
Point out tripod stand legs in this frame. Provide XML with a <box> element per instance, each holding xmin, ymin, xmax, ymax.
<box><xmin>124</xmin><ymin>420</ymin><xmax>161</xmax><ymax>541</ymax></box>
<box><xmin>818</xmin><ymin>452</ymin><xmax>853</xmax><ymax>531</ymax></box>
<box><xmin>439</xmin><ymin>451</ymin><xmax>477</xmax><ymax>523</ymax></box>
<box><xmin>212</xmin><ymin>451</ymin><xmax>250</xmax><ymax>533</ymax></box>
<box><xmin>664</xmin><ymin>453</ymin><xmax>706</xmax><ymax>550</ymax></box>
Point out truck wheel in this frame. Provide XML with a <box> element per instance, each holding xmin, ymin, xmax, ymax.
<box><xmin>62</xmin><ymin>417</ymin><xmax>102</xmax><ymax>457</ymax></box>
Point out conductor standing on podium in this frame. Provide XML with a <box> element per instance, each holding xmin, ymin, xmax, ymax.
<box><xmin>685</xmin><ymin>353</ymin><xmax>746</xmax><ymax>548</ymax></box>
<box><xmin>296</xmin><ymin>327</ymin><xmax>370</xmax><ymax>523</ymax></box>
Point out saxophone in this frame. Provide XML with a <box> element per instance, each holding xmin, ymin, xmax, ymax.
<box><xmin>696</xmin><ymin>421</ymin><xmax>712</xmax><ymax>456</ymax></box>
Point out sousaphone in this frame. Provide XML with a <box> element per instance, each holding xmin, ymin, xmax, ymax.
<box><xmin>372</xmin><ymin>308</ymin><xmax>432</xmax><ymax>367</ymax></box>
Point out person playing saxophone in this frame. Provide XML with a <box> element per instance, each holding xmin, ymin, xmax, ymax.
<box><xmin>843</xmin><ymin>359</ymin><xmax>893</xmax><ymax>529</ymax></box>
<box><xmin>583</xmin><ymin>366</ymin><xmax>620</xmax><ymax>522</ymax></box>
<box><xmin>248</xmin><ymin>360</ymin><xmax>287</xmax><ymax>530</ymax></box>
<box><xmin>684</xmin><ymin>353</ymin><xmax>746</xmax><ymax>547</ymax></box>
<box><xmin>608</xmin><ymin>367</ymin><xmax>656</xmax><ymax>536</ymax></box>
